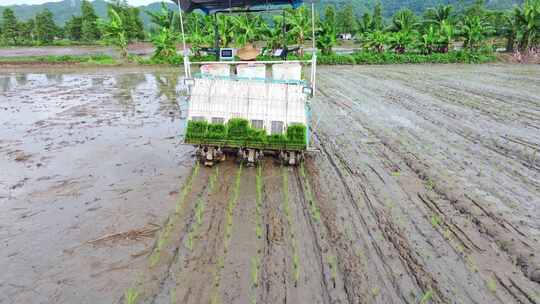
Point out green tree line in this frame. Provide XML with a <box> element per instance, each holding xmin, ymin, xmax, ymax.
<box><xmin>0</xmin><ymin>0</ymin><xmax>144</xmax><ymax>46</ymax></box>
<box><xmin>142</xmin><ymin>0</ymin><xmax>538</xmax><ymax>62</ymax></box>
<box><xmin>2</xmin><ymin>0</ymin><xmax>538</xmax><ymax>62</ymax></box>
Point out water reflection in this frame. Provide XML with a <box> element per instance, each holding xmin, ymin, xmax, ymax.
<box><xmin>153</xmin><ymin>71</ymin><xmax>181</xmax><ymax>116</ymax></box>
<box><xmin>112</xmin><ymin>73</ymin><xmax>147</xmax><ymax>112</ymax></box>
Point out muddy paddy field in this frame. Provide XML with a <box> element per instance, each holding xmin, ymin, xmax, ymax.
<box><xmin>1</xmin><ymin>64</ymin><xmax>539</xmax><ymax>304</ymax></box>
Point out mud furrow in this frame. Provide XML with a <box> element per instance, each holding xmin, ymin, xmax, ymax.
<box><xmin>313</xmin><ymin>131</ymin><xmax>420</xmax><ymax>303</ymax></box>
<box><xmin>314</xmin><ymin>70</ymin><xmax>540</xmax><ymax>302</ymax></box>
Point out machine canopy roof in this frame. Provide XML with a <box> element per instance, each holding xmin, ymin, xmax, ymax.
<box><xmin>173</xmin><ymin>0</ymin><xmax>305</xmax><ymax>14</ymax></box>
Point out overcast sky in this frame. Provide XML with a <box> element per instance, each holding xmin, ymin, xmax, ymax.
<box><xmin>0</xmin><ymin>0</ymin><xmax>159</xmax><ymax>5</ymax></box>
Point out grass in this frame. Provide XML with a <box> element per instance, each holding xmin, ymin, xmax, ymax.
<box><xmin>0</xmin><ymin>54</ymin><xmax>117</xmax><ymax>65</ymax></box>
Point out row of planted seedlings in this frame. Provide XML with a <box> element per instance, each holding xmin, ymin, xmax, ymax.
<box><xmin>184</xmin><ymin>166</ymin><xmax>220</xmax><ymax>251</ymax></box>
<box><xmin>210</xmin><ymin>164</ymin><xmax>243</xmax><ymax>304</ymax></box>
<box><xmin>250</xmin><ymin>164</ymin><xmax>265</xmax><ymax>304</ymax></box>
<box><xmin>185</xmin><ymin>118</ymin><xmax>307</xmax><ymax>150</ymax></box>
<box><xmin>124</xmin><ymin>162</ymin><xmax>202</xmax><ymax>304</ymax></box>
<box><xmin>281</xmin><ymin>167</ymin><xmax>301</xmax><ymax>285</ymax></box>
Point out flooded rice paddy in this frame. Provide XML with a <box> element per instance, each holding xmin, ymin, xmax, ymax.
<box><xmin>1</xmin><ymin>64</ymin><xmax>539</xmax><ymax>304</ymax></box>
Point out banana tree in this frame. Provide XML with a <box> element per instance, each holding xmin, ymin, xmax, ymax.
<box><xmin>437</xmin><ymin>20</ymin><xmax>454</xmax><ymax>53</ymax></box>
<box><xmin>317</xmin><ymin>21</ymin><xmax>336</xmax><ymax>55</ymax></box>
<box><xmin>100</xmin><ymin>8</ymin><xmax>128</xmax><ymax>58</ymax></box>
<box><xmin>231</xmin><ymin>14</ymin><xmax>262</xmax><ymax>47</ymax></box>
<box><xmin>514</xmin><ymin>0</ymin><xmax>540</xmax><ymax>52</ymax></box>
<box><xmin>146</xmin><ymin>3</ymin><xmax>175</xmax><ymax>29</ymax></box>
<box><xmin>389</xmin><ymin>30</ymin><xmax>416</xmax><ymax>54</ymax></box>
<box><xmin>419</xmin><ymin>26</ymin><xmax>438</xmax><ymax>54</ymax></box>
<box><xmin>362</xmin><ymin>30</ymin><xmax>389</xmax><ymax>53</ymax></box>
<box><xmin>459</xmin><ymin>15</ymin><xmax>494</xmax><ymax>50</ymax></box>
<box><xmin>261</xmin><ymin>15</ymin><xmax>285</xmax><ymax>52</ymax></box>
<box><xmin>286</xmin><ymin>6</ymin><xmax>312</xmax><ymax>56</ymax></box>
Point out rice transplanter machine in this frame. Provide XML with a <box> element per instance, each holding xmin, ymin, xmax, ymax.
<box><xmin>175</xmin><ymin>0</ymin><xmax>317</xmax><ymax>166</ymax></box>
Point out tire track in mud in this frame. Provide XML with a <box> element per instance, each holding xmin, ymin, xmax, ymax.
<box><xmin>258</xmin><ymin>162</ymin><xmax>291</xmax><ymax>304</ymax></box>
<box><xmin>313</xmin><ymin>130</ymin><xmax>448</xmax><ymax>304</ymax></box>
<box><xmin>314</xmin><ymin>69</ymin><xmax>540</xmax><ymax>303</ymax></box>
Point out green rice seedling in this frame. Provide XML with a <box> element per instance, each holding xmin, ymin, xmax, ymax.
<box><xmin>195</xmin><ymin>198</ymin><xmax>205</xmax><ymax>225</ymax></box>
<box><xmin>251</xmin><ymin>257</ymin><xmax>260</xmax><ymax>287</ymax></box>
<box><xmin>209</xmin><ymin>166</ymin><xmax>219</xmax><ymax>192</ymax></box>
<box><xmin>327</xmin><ymin>255</ymin><xmax>338</xmax><ymax>283</ymax></box>
<box><xmin>246</xmin><ymin>128</ymin><xmax>267</xmax><ymax>145</ymax></box>
<box><xmin>420</xmin><ymin>289</ymin><xmax>433</xmax><ymax>304</ymax></box>
<box><xmin>486</xmin><ymin>276</ymin><xmax>497</xmax><ymax>293</ymax></box>
<box><xmin>207</xmin><ymin>123</ymin><xmax>227</xmax><ymax>140</ymax></box>
<box><xmin>286</xmin><ymin>124</ymin><xmax>306</xmax><ymax>145</ymax></box>
<box><xmin>176</xmin><ymin>162</ymin><xmax>200</xmax><ymax>213</ymax></box>
<box><xmin>227</xmin><ymin>118</ymin><xmax>250</xmax><ymax>140</ymax></box>
<box><xmin>299</xmin><ymin>163</ymin><xmax>320</xmax><ymax>222</ymax></box>
<box><xmin>185</xmin><ymin>233</ymin><xmax>193</xmax><ymax>250</ymax></box>
<box><xmin>430</xmin><ymin>215</ymin><xmax>441</xmax><ymax>227</ymax></box>
<box><xmin>124</xmin><ymin>288</ymin><xmax>139</xmax><ymax>304</ymax></box>
<box><xmin>186</xmin><ymin>120</ymin><xmax>208</xmax><ymax>140</ymax></box>
<box><xmin>170</xmin><ymin>288</ymin><xmax>176</xmax><ymax>304</ymax></box>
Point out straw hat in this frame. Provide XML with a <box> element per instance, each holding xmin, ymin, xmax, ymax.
<box><xmin>237</xmin><ymin>43</ymin><xmax>260</xmax><ymax>61</ymax></box>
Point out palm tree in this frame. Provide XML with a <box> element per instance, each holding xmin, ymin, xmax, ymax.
<box><xmin>390</xmin><ymin>9</ymin><xmax>419</xmax><ymax>32</ymax></box>
<box><xmin>286</xmin><ymin>6</ymin><xmax>312</xmax><ymax>56</ymax></box>
<box><xmin>424</xmin><ymin>5</ymin><xmax>453</xmax><ymax>26</ymax></box>
<box><xmin>358</xmin><ymin>12</ymin><xmax>375</xmax><ymax>34</ymax></box>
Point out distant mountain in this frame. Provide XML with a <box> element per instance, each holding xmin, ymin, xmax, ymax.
<box><xmin>0</xmin><ymin>0</ymin><xmax>524</xmax><ymax>28</ymax></box>
<box><xmin>0</xmin><ymin>0</ymin><xmax>176</xmax><ymax>28</ymax></box>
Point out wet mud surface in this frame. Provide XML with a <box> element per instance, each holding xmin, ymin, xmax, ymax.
<box><xmin>0</xmin><ymin>43</ymin><xmax>156</xmax><ymax>58</ymax></box>
<box><xmin>1</xmin><ymin>64</ymin><xmax>539</xmax><ymax>304</ymax></box>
